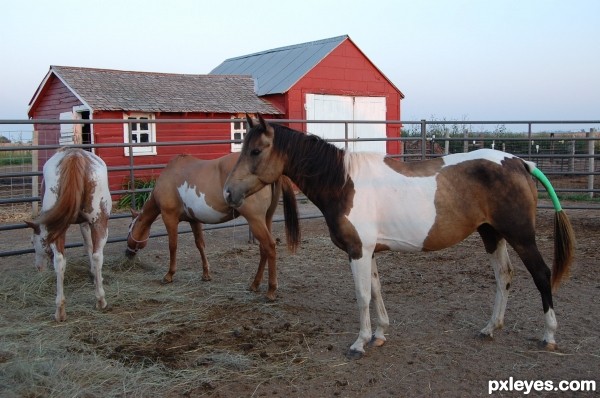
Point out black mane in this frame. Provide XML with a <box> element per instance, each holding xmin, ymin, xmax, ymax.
<box><xmin>246</xmin><ymin>122</ymin><xmax>348</xmax><ymax>201</ymax></box>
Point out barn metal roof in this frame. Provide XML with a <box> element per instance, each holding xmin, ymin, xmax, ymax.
<box><xmin>210</xmin><ymin>35</ymin><xmax>348</xmax><ymax>96</ymax></box>
<box><xmin>31</xmin><ymin>66</ymin><xmax>282</xmax><ymax>115</ymax></box>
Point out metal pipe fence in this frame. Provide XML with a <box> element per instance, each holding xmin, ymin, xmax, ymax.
<box><xmin>1</xmin><ymin>118</ymin><xmax>598</xmax><ymax>258</ymax></box>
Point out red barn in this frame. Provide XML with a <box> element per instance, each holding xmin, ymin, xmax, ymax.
<box><xmin>211</xmin><ymin>35</ymin><xmax>404</xmax><ymax>154</ymax></box>
<box><xmin>27</xmin><ymin>66</ymin><xmax>282</xmax><ymax>190</ymax></box>
<box><xmin>28</xmin><ymin>35</ymin><xmax>404</xmax><ymax>191</ymax></box>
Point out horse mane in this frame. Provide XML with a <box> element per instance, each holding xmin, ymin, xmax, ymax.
<box><xmin>266</xmin><ymin>123</ymin><xmax>348</xmax><ymax>196</ymax></box>
<box><xmin>39</xmin><ymin>150</ymin><xmax>88</xmax><ymax>244</ymax></box>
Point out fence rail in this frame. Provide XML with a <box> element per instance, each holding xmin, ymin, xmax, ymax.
<box><xmin>1</xmin><ymin>118</ymin><xmax>598</xmax><ymax>258</ymax></box>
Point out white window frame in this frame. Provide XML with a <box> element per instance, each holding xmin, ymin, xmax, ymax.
<box><xmin>123</xmin><ymin>113</ymin><xmax>156</xmax><ymax>156</ymax></box>
<box><xmin>230</xmin><ymin>115</ymin><xmax>248</xmax><ymax>152</ymax></box>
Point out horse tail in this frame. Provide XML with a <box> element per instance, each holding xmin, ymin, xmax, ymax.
<box><xmin>280</xmin><ymin>175</ymin><xmax>300</xmax><ymax>253</ymax></box>
<box><xmin>530</xmin><ymin>167</ymin><xmax>576</xmax><ymax>291</ymax></box>
<box><xmin>40</xmin><ymin>151</ymin><xmax>87</xmax><ymax>245</ymax></box>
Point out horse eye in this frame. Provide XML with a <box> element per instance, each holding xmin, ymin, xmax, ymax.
<box><xmin>250</xmin><ymin>148</ymin><xmax>261</xmax><ymax>156</ymax></box>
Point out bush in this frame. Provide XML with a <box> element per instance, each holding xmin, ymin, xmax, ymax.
<box><xmin>117</xmin><ymin>178</ymin><xmax>155</xmax><ymax>210</ymax></box>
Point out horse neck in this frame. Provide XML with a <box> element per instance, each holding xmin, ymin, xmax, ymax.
<box><xmin>133</xmin><ymin>196</ymin><xmax>160</xmax><ymax>238</ymax></box>
<box><xmin>275</xmin><ymin>128</ymin><xmax>348</xmax><ymax>209</ymax></box>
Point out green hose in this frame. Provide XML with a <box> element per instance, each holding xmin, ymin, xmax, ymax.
<box><xmin>531</xmin><ymin>167</ymin><xmax>562</xmax><ymax>212</ymax></box>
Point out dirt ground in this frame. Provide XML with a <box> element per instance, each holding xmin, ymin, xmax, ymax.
<box><xmin>0</xmin><ymin>199</ymin><xmax>598</xmax><ymax>397</ymax></box>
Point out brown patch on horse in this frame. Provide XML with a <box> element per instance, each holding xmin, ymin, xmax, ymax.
<box><xmin>383</xmin><ymin>157</ymin><xmax>443</xmax><ymax>177</ymax></box>
<box><xmin>39</xmin><ymin>150</ymin><xmax>89</xmax><ymax>245</ymax></box>
<box><xmin>423</xmin><ymin>157</ymin><xmax>536</xmax><ymax>251</ymax></box>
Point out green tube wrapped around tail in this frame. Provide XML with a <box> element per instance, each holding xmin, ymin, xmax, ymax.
<box><xmin>530</xmin><ymin>166</ymin><xmax>575</xmax><ymax>290</ymax></box>
<box><xmin>531</xmin><ymin>167</ymin><xmax>562</xmax><ymax>212</ymax></box>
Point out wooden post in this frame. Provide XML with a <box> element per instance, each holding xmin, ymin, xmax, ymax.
<box><xmin>444</xmin><ymin>130</ymin><xmax>450</xmax><ymax>154</ymax></box>
<box><xmin>588</xmin><ymin>128</ymin><xmax>596</xmax><ymax>199</ymax></box>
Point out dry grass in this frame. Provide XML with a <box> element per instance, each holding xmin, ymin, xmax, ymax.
<box><xmin>0</xmin><ymin>246</ymin><xmax>335</xmax><ymax>398</ymax></box>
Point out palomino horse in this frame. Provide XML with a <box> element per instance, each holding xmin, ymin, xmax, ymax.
<box><xmin>25</xmin><ymin>148</ymin><xmax>112</xmax><ymax>322</ymax></box>
<box><xmin>224</xmin><ymin>115</ymin><xmax>575</xmax><ymax>359</ymax></box>
<box><xmin>125</xmin><ymin>153</ymin><xmax>300</xmax><ymax>301</ymax></box>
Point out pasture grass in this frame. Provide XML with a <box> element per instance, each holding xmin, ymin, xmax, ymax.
<box><xmin>0</xmin><ymin>149</ymin><xmax>32</xmax><ymax>166</ymax></box>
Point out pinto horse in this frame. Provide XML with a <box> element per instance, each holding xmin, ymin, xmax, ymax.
<box><xmin>223</xmin><ymin>115</ymin><xmax>575</xmax><ymax>359</ymax></box>
<box><xmin>125</xmin><ymin>153</ymin><xmax>299</xmax><ymax>301</ymax></box>
<box><xmin>25</xmin><ymin>148</ymin><xmax>112</xmax><ymax>322</ymax></box>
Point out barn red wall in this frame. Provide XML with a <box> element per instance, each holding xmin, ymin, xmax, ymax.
<box><xmin>92</xmin><ymin>112</ymin><xmax>233</xmax><ymax>191</ymax></box>
<box><xmin>29</xmin><ymin>75</ymin><xmax>84</xmax><ymax>169</ymax></box>
<box><xmin>283</xmin><ymin>39</ymin><xmax>403</xmax><ymax>154</ymax></box>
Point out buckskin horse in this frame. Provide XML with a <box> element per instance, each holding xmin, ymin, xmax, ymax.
<box><xmin>25</xmin><ymin>148</ymin><xmax>112</xmax><ymax>322</ymax></box>
<box><xmin>223</xmin><ymin>115</ymin><xmax>575</xmax><ymax>359</ymax></box>
<box><xmin>126</xmin><ymin>153</ymin><xmax>300</xmax><ymax>301</ymax></box>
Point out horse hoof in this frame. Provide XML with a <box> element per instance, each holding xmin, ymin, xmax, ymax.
<box><xmin>265</xmin><ymin>293</ymin><xmax>277</xmax><ymax>302</ymax></box>
<box><xmin>161</xmin><ymin>277</ymin><xmax>174</xmax><ymax>285</ymax></box>
<box><xmin>202</xmin><ymin>275</ymin><xmax>212</xmax><ymax>282</ymax></box>
<box><xmin>369</xmin><ymin>336</ymin><xmax>385</xmax><ymax>348</ymax></box>
<box><xmin>97</xmin><ymin>299</ymin><xmax>108</xmax><ymax>310</ymax></box>
<box><xmin>53</xmin><ymin>313</ymin><xmax>67</xmax><ymax>322</ymax></box>
<box><xmin>345</xmin><ymin>349</ymin><xmax>364</xmax><ymax>360</ymax></box>
<box><xmin>541</xmin><ymin>340</ymin><xmax>558</xmax><ymax>351</ymax></box>
<box><xmin>477</xmin><ymin>332</ymin><xmax>494</xmax><ymax>341</ymax></box>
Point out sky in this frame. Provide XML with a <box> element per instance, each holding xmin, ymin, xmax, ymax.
<box><xmin>1</xmin><ymin>0</ymin><xmax>598</xmax><ymax>135</ymax></box>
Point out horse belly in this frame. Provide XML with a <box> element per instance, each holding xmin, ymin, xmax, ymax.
<box><xmin>376</xmin><ymin>205</ymin><xmax>437</xmax><ymax>252</ymax></box>
<box><xmin>177</xmin><ymin>182</ymin><xmax>229</xmax><ymax>224</ymax></box>
<box><xmin>351</xmin><ymin>182</ymin><xmax>437</xmax><ymax>252</ymax></box>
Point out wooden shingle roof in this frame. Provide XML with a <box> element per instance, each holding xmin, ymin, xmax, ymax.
<box><xmin>31</xmin><ymin>65</ymin><xmax>282</xmax><ymax>114</ymax></box>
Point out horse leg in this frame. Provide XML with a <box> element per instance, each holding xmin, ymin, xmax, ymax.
<box><xmin>347</xmin><ymin>254</ymin><xmax>375</xmax><ymax>359</ymax></box>
<box><xmin>247</xmin><ymin>217</ymin><xmax>277</xmax><ymax>301</ymax></box>
<box><xmin>190</xmin><ymin>221</ymin><xmax>211</xmax><ymax>281</ymax></box>
<box><xmin>369</xmin><ymin>256</ymin><xmax>389</xmax><ymax>348</ymax></box>
<box><xmin>478</xmin><ymin>225</ymin><xmax>514</xmax><ymax>338</ymax></box>
<box><xmin>87</xmin><ymin>223</ymin><xmax>108</xmax><ymax>310</ymax></box>
<box><xmin>510</xmin><ymin>240</ymin><xmax>557</xmax><ymax>349</ymax></box>
<box><xmin>162</xmin><ymin>215</ymin><xmax>180</xmax><ymax>284</ymax></box>
<box><xmin>51</xmin><ymin>239</ymin><xmax>67</xmax><ymax>322</ymax></box>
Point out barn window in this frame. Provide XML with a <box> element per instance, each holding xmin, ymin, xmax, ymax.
<box><xmin>123</xmin><ymin>113</ymin><xmax>156</xmax><ymax>156</ymax></box>
<box><xmin>230</xmin><ymin>116</ymin><xmax>248</xmax><ymax>152</ymax></box>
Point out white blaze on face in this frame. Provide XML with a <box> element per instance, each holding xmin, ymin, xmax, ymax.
<box><xmin>177</xmin><ymin>181</ymin><xmax>228</xmax><ymax>223</ymax></box>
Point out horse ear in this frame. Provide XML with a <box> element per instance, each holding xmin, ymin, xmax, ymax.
<box><xmin>256</xmin><ymin>113</ymin><xmax>274</xmax><ymax>137</ymax></box>
<box><xmin>245</xmin><ymin>114</ymin><xmax>254</xmax><ymax>129</ymax></box>
<box><xmin>257</xmin><ymin>113</ymin><xmax>267</xmax><ymax>129</ymax></box>
<box><xmin>24</xmin><ymin>220</ymin><xmax>40</xmax><ymax>234</ymax></box>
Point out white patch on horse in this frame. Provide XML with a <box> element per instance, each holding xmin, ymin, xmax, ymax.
<box><xmin>441</xmin><ymin>148</ymin><xmax>536</xmax><ymax>171</ymax></box>
<box><xmin>345</xmin><ymin>153</ymin><xmax>437</xmax><ymax>251</ymax></box>
<box><xmin>177</xmin><ymin>181</ymin><xmax>228</xmax><ymax>223</ymax></box>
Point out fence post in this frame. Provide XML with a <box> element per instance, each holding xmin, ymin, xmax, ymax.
<box><xmin>463</xmin><ymin>129</ymin><xmax>468</xmax><ymax>153</ymax></box>
<box><xmin>344</xmin><ymin>122</ymin><xmax>349</xmax><ymax>151</ymax></box>
<box><xmin>420</xmin><ymin>120</ymin><xmax>427</xmax><ymax>160</ymax></box>
<box><xmin>127</xmin><ymin>121</ymin><xmax>136</xmax><ymax>209</ymax></box>
<box><xmin>444</xmin><ymin>130</ymin><xmax>450</xmax><ymax>154</ymax></box>
<box><xmin>588</xmin><ymin>128</ymin><xmax>596</xmax><ymax>199</ymax></box>
<box><xmin>32</xmin><ymin>130</ymin><xmax>39</xmax><ymax>217</ymax></box>
<box><xmin>570</xmin><ymin>139</ymin><xmax>576</xmax><ymax>173</ymax></box>
<box><xmin>527</xmin><ymin>123</ymin><xmax>532</xmax><ymax>159</ymax></box>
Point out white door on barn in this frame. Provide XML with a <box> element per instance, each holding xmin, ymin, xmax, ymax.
<box><xmin>305</xmin><ymin>94</ymin><xmax>386</xmax><ymax>152</ymax></box>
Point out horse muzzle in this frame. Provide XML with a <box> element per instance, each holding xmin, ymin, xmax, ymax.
<box><xmin>125</xmin><ymin>246</ymin><xmax>138</xmax><ymax>258</ymax></box>
<box><xmin>223</xmin><ymin>187</ymin><xmax>244</xmax><ymax>209</ymax></box>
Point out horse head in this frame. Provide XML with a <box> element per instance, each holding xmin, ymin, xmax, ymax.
<box><xmin>24</xmin><ymin>220</ymin><xmax>52</xmax><ymax>271</ymax></box>
<box><xmin>224</xmin><ymin>114</ymin><xmax>285</xmax><ymax>208</ymax></box>
<box><xmin>125</xmin><ymin>208</ymin><xmax>148</xmax><ymax>258</ymax></box>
